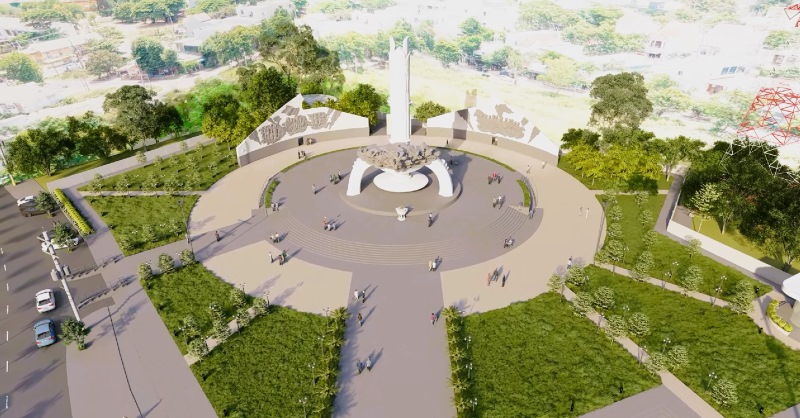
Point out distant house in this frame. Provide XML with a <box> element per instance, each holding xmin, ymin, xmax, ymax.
<box><xmin>22</xmin><ymin>33</ymin><xmax>100</xmax><ymax>68</ymax></box>
<box><xmin>0</xmin><ymin>17</ymin><xmax>34</xmax><ymax>41</ymax></box>
<box><xmin>177</xmin><ymin>14</ymin><xmax>260</xmax><ymax>53</ymax></box>
<box><xmin>0</xmin><ymin>82</ymin><xmax>75</xmax><ymax>115</ymax></box>
<box><xmin>503</xmin><ymin>31</ymin><xmax>584</xmax><ymax>60</ymax></box>
<box><xmin>645</xmin><ymin>22</ymin><xmax>704</xmax><ymax>58</ymax></box>
<box><xmin>235</xmin><ymin>0</ymin><xmax>294</xmax><ymax>19</ymax></box>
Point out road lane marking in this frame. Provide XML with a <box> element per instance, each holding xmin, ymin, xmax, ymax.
<box><xmin>4</xmin><ymin>394</ymin><xmax>7</xmax><ymax>409</ymax></box>
<box><xmin>3</xmin><ymin>265</ymin><xmax>5</xmax><ymax>271</ymax></box>
<box><xmin>5</xmin><ymin>283</ymin><xmax>7</xmax><ymax>291</ymax></box>
<box><xmin>5</xmin><ymin>305</ymin><xmax>7</xmax><ymax>315</ymax></box>
<box><xmin>4</xmin><ymin>331</ymin><xmax>6</xmax><ymax>341</ymax></box>
<box><xmin>1</xmin><ymin>247</ymin><xmax>3</xmax><ymax>254</ymax></box>
<box><xmin>5</xmin><ymin>361</ymin><xmax>7</xmax><ymax>372</ymax></box>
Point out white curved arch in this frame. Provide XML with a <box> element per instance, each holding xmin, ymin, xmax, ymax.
<box><xmin>427</xmin><ymin>159</ymin><xmax>454</xmax><ymax>197</ymax></box>
<box><xmin>346</xmin><ymin>158</ymin><xmax>372</xmax><ymax>196</ymax></box>
<box><xmin>346</xmin><ymin>157</ymin><xmax>454</xmax><ymax>197</ymax></box>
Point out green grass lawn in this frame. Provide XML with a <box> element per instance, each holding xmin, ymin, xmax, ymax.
<box><xmin>87</xmin><ymin>195</ymin><xmax>198</xmax><ymax>255</ymax></box>
<box><xmin>79</xmin><ymin>141</ymin><xmax>236</xmax><ymax>192</ymax></box>
<box><xmin>191</xmin><ymin>306</ymin><xmax>327</xmax><ymax>417</ymax></box>
<box><xmin>464</xmin><ymin>293</ymin><xmax>659</xmax><ymax>417</ymax></box>
<box><xmin>691</xmin><ymin>218</ymin><xmax>800</xmax><ymax>275</ymax></box>
<box><xmin>143</xmin><ymin>263</ymin><xmax>239</xmax><ymax>354</ymax></box>
<box><xmin>557</xmin><ymin>158</ymin><xmax>673</xmax><ymax>191</ymax></box>
<box><xmin>605</xmin><ymin>195</ymin><xmax>766</xmax><ymax>300</ymax></box>
<box><xmin>35</xmin><ymin>133</ymin><xmax>199</xmax><ymax>189</ymax></box>
<box><xmin>574</xmin><ymin>266</ymin><xmax>800</xmax><ymax>418</ymax></box>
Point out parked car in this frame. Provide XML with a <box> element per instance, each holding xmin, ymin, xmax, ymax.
<box><xmin>35</xmin><ymin>289</ymin><xmax>55</xmax><ymax>313</ymax></box>
<box><xmin>34</xmin><ymin>319</ymin><xmax>56</xmax><ymax>348</ymax></box>
<box><xmin>16</xmin><ymin>195</ymin><xmax>35</xmax><ymax>206</ymax></box>
<box><xmin>19</xmin><ymin>204</ymin><xmax>47</xmax><ymax>217</ymax></box>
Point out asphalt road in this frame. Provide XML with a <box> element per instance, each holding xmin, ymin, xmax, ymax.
<box><xmin>0</xmin><ymin>186</ymin><xmax>72</xmax><ymax>418</ymax></box>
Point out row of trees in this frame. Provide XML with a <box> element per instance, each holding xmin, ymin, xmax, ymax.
<box><xmin>110</xmin><ymin>0</ymin><xmax>184</xmax><ymax>23</ymax></box>
<box><xmin>682</xmin><ymin>139</ymin><xmax>800</xmax><ymax>271</ymax></box>
<box><xmin>6</xmin><ymin>85</ymin><xmax>182</xmax><ymax>177</ymax></box>
<box><xmin>516</xmin><ymin>1</ymin><xmax>645</xmax><ymax>55</ymax></box>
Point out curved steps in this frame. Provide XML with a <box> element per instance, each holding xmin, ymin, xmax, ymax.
<box><xmin>268</xmin><ymin>208</ymin><xmax>528</xmax><ymax>265</ymax></box>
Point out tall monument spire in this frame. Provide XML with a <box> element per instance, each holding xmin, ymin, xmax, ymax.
<box><xmin>388</xmin><ymin>37</ymin><xmax>411</xmax><ymax>144</ymax></box>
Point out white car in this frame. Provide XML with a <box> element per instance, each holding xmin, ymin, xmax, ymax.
<box><xmin>35</xmin><ymin>289</ymin><xmax>55</xmax><ymax>313</ymax></box>
<box><xmin>17</xmin><ymin>195</ymin><xmax>35</xmax><ymax>207</ymax></box>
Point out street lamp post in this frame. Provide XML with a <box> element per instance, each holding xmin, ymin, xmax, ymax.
<box><xmin>470</xmin><ymin>398</ymin><xmax>477</xmax><ymax>412</ymax></box>
<box><xmin>662</xmin><ymin>337</ymin><xmax>671</xmax><ymax>353</ymax></box>
<box><xmin>712</xmin><ymin>286</ymin><xmax>722</xmax><ymax>306</ymax></box>
<box><xmin>707</xmin><ymin>371</ymin><xmax>717</xmax><ymax>389</ymax></box>
<box><xmin>465</xmin><ymin>335</ymin><xmax>472</xmax><ymax>350</ymax></box>
<box><xmin>308</xmin><ymin>363</ymin><xmax>316</xmax><ymax>386</ymax></box>
<box><xmin>299</xmin><ymin>397</ymin><xmax>308</xmax><ymax>418</ymax></box>
<box><xmin>664</xmin><ymin>271</ymin><xmax>671</xmax><ymax>289</ymax></box>
<box><xmin>177</xmin><ymin>199</ymin><xmax>194</xmax><ymax>254</ymax></box>
<box><xmin>597</xmin><ymin>313</ymin><xmax>604</xmax><ymax>328</ymax></box>
<box><xmin>467</xmin><ymin>362</ymin><xmax>473</xmax><ymax>379</ymax></box>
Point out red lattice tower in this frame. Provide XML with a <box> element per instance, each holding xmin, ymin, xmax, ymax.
<box><xmin>737</xmin><ymin>86</ymin><xmax>800</xmax><ymax>147</ymax></box>
<box><xmin>787</xmin><ymin>3</ymin><xmax>800</xmax><ymax>27</ymax></box>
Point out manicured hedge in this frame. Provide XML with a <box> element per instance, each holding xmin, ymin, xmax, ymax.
<box><xmin>53</xmin><ymin>188</ymin><xmax>93</xmax><ymax>236</ymax></box>
<box><xmin>517</xmin><ymin>179</ymin><xmax>531</xmax><ymax>207</ymax></box>
<box><xmin>264</xmin><ymin>179</ymin><xmax>280</xmax><ymax>207</ymax></box>
<box><xmin>767</xmin><ymin>300</ymin><xmax>793</xmax><ymax>332</ymax></box>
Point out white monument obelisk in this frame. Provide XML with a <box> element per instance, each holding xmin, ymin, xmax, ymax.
<box><xmin>388</xmin><ymin>37</ymin><xmax>411</xmax><ymax>144</ymax></box>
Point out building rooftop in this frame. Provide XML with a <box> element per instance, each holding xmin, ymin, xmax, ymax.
<box><xmin>22</xmin><ymin>32</ymin><xmax>101</xmax><ymax>54</ymax></box>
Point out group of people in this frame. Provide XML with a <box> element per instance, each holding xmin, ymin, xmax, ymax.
<box><xmin>356</xmin><ymin>356</ymin><xmax>373</xmax><ymax>374</ymax></box>
<box><xmin>329</xmin><ymin>171</ymin><xmax>342</xmax><ymax>184</ymax></box>
<box><xmin>503</xmin><ymin>238</ymin><xmax>515</xmax><ymax>248</ymax></box>
<box><xmin>323</xmin><ymin>217</ymin><xmax>338</xmax><ymax>231</ymax></box>
<box><xmin>487</xmin><ymin>267</ymin><xmax>508</xmax><ymax>287</ymax></box>
<box><xmin>428</xmin><ymin>256</ymin><xmax>441</xmax><ymax>271</ymax></box>
<box><xmin>270</xmin><ymin>232</ymin><xmax>282</xmax><ymax>243</ymax></box>
<box><xmin>492</xmin><ymin>195</ymin><xmax>505</xmax><ymax>209</ymax></box>
<box><xmin>353</xmin><ymin>289</ymin><xmax>367</xmax><ymax>304</ymax></box>
<box><xmin>488</xmin><ymin>171</ymin><xmax>503</xmax><ymax>185</ymax></box>
<box><xmin>297</xmin><ymin>150</ymin><xmax>307</xmax><ymax>159</ymax></box>
<box><xmin>270</xmin><ymin>202</ymin><xmax>279</xmax><ymax>212</ymax></box>
<box><xmin>269</xmin><ymin>249</ymin><xmax>289</xmax><ymax>265</ymax></box>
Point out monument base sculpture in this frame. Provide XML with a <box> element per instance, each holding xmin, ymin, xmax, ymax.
<box><xmin>396</xmin><ymin>206</ymin><xmax>409</xmax><ymax>221</ymax></box>
<box><xmin>373</xmin><ymin>169</ymin><xmax>429</xmax><ymax>193</ymax></box>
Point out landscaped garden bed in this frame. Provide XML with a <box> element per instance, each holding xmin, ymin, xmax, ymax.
<box><xmin>141</xmin><ymin>262</ymin><xmax>240</xmax><ymax>354</ymax></box>
<box><xmin>462</xmin><ymin>293</ymin><xmax>659</xmax><ymax>417</ymax></box>
<box><xmin>81</xmin><ymin>141</ymin><xmax>236</xmax><ymax>192</ymax></box>
<box><xmin>190</xmin><ymin>307</ymin><xmax>338</xmax><ymax>417</ymax></box>
<box><xmin>573</xmin><ymin>266</ymin><xmax>800</xmax><ymax>417</ymax></box>
<box><xmin>597</xmin><ymin>194</ymin><xmax>765</xmax><ymax>301</ymax></box>
<box><xmin>87</xmin><ymin>195</ymin><xmax>197</xmax><ymax>255</ymax></box>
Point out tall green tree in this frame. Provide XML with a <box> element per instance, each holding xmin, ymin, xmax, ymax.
<box><xmin>67</xmin><ymin>111</ymin><xmax>131</xmax><ymax>158</ymax></box>
<box><xmin>103</xmin><ymin>85</ymin><xmax>168</xmax><ymax>149</ymax></box>
<box><xmin>0</xmin><ymin>52</ymin><xmax>43</xmax><ymax>83</ymax></box>
<box><xmin>131</xmin><ymin>37</ymin><xmax>167</xmax><ymax>75</ymax></box>
<box><xmin>202</xmin><ymin>93</ymin><xmax>246</xmax><ymax>143</ymax></box>
<box><xmin>649</xmin><ymin>135</ymin><xmax>705</xmax><ymax>180</ymax></box>
<box><xmin>516</xmin><ymin>0</ymin><xmax>579</xmax><ymax>30</ymax></box>
<box><xmin>236</xmin><ymin>64</ymin><xmax>297</xmax><ymax>123</ymax></box>
<box><xmin>337</xmin><ymin>84</ymin><xmax>386</xmax><ymax>126</ymax></box>
<box><xmin>433</xmin><ymin>41</ymin><xmax>461</xmax><ymax>67</ymax></box>
<box><xmin>201</xmin><ymin>25</ymin><xmax>258</xmax><ymax>66</ymax></box>
<box><xmin>540</xmin><ymin>56</ymin><xmax>579</xmax><ymax>93</ymax></box>
<box><xmin>647</xmin><ymin>75</ymin><xmax>690</xmax><ymax>116</ymax></box>
<box><xmin>86</xmin><ymin>27</ymin><xmax>125</xmax><ymax>53</ymax></box>
<box><xmin>85</xmin><ymin>49</ymin><xmax>127</xmax><ymax>78</ymax></box>
<box><xmin>20</xmin><ymin>0</ymin><xmax>83</xmax><ymax>30</ymax></box>
<box><xmin>7</xmin><ymin>126</ymin><xmax>73</xmax><ymax>176</ymax></box>
<box><xmin>459</xmin><ymin>17</ymin><xmax>493</xmax><ymax>40</ymax></box>
<box><xmin>589</xmin><ymin>72</ymin><xmax>653</xmax><ymax>130</ymax></box>
<box><xmin>691</xmin><ymin>182</ymin><xmax>721</xmax><ymax>232</ymax></box>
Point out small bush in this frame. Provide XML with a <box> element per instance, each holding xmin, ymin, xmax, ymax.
<box><xmin>159</xmin><ymin>253</ymin><xmax>175</xmax><ymax>274</ymax></box>
<box><xmin>138</xmin><ymin>263</ymin><xmax>153</xmax><ymax>280</ymax></box>
<box><xmin>53</xmin><ymin>189</ymin><xmax>93</xmax><ymax>235</ymax></box>
<box><xmin>767</xmin><ymin>300</ymin><xmax>793</xmax><ymax>332</ymax></box>
<box><xmin>516</xmin><ymin>179</ymin><xmax>531</xmax><ymax>207</ymax></box>
<box><xmin>188</xmin><ymin>338</ymin><xmax>209</xmax><ymax>358</ymax></box>
<box><xmin>179</xmin><ymin>249</ymin><xmax>195</xmax><ymax>265</ymax></box>
<box><xmin>264</xmin><ymin>179</ymin><xmax>280</xmax><ymax>206</ymax></box>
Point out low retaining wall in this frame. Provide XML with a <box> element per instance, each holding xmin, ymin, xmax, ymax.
<box><xmin>666</xmin><ymin>219</ymin><xmax>791</xmax><ymax>286</ymax></box>
<box><xmin>425</xmin><ymin>127</ymin><xmax>559</xmax><ymax>166</ymax></box>
<box><xmin>236</xmin><ymin>127</ymin><xmax>369</xmax><ymax>167</ymax></box>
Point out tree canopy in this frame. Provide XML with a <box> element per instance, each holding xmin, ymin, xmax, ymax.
<box><xmin>132</xmin><ymin>37</ymin><xmax>177</xmax><ymax>75</ymax></box>
<box><xmin>6</xmin><ymin>126</ymin><xmax>73</xmax><ymax>176</ymax></box>
<box><xmin>112</xmin><ymin>0</ymin><xmax>185</xmax><ymax>23</ymax></box>
<box><xmin>103</xmin><ymin>85</ymin><xmax>180</xmax><ymax>148</ymax></box>
<box><xmin>236</xmin><ymin>64</ymin><xmax>298</xmax><ymax>123</ymax></box>
<box><xmin>433</xmin><ymin>41</ymin><xmax>461</xmax><ymax>67</ymax></box>
<box><xmin>414</xmin><ymin>101</ymin><xmax>448</xmax><ymax>123</ymax></box>
<box><xmin>20</xmin><ymin>0</ymin><xmax>83</xmax><ymax>30</ymax></box>
<box><xmin>0</xmin><ymin>52</ymin><xmax>43</xmax><ymax>83</ymax></box>
<box><xmin>589</xmin><ymin>72</ymin><xmax>653</xmax><ymax>130</ymax></box>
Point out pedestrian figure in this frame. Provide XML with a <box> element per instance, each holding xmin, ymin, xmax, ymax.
<box><xmin>428</xmin><ymin>213</ymin><xmax>433</xmax><ymax>227</ymax></box>
<box><xmin>338</xmin><ymin>170</ymin><xmax>341</xmax><ymax>179</ymax></box>
<box><xmin>501</xmin><ymin>274</ymin><xmax>507</xmax><ymax>287</ymax></box>
<box><xmin>269</xmin><ymin>252</ymin><xmax>274</xmax><ymax>263</ymax></box>
<box><xmin>529</xmin><ymin>207</ymin><xmax>534</xmax><ymax>219</ymax></box>
<box><xmin>215</xmin><ymin>231</ymin><xmax>221</xmax><ymax>242</ymax></box>
<box><xmin>329</xmin><ymin>173</ymin><xmax>334</xmax><ymax>183</ymax></box>
<box><xmin>354</xmin><ymin>289</ymin><xmax>359</xmax><ymax>301</ymax></box>
<box><xmin>365</xmin><ymin>357</ymin><xmax>372</xmax><ymax>371</ymax></box>
<box><xmin>585</xmin><ymin>207</ymin><xmax>589</xmax><ymax>219</ymax></box>
<box><xmin>360</xmin><ymin>290</ymin><xmax>366</xmax><ymax>303</ymax></box>
<box><xmin>526</xmin><ymin>164</ymin><xmax>531</xmax><ymax>174</ymax></box>
<box><xmin>357</xmin><ymin>312</ymin><xmax>363</xmax><ymax>326</ymax></box>
<box><xmin>488</xmin><ymin>175</ymin><xmax>493</xmax><ymax>185</ymax></box>
<box><xmin>567</xmin><ymin>256</ymin><xmax>573</xmax><ymax>269</ymax></box>
<box><xmin>432</xmin><ymin>258</ymin><xmax>438</xmax><ymax>271</ymax></box>
<box><xmin>492</xmin><ymin>198</ymin><xmax>498</xmax><ymax>208</ymax></box>
<box><xmin>428</xmin><ymin>260</ymin><xmax>433</xmax><ymax>271</ymax></box>
<box><xmin>297</xmin><ymin>151</ymin><xmax>302</xmax><ymax>159</ymax></box>
<box><xmin>357</xmin><ymin>361</ymin><xmax>363</xmax><ymax>374</ymax></box>
<box><xmin>312</xmin><ymin>184</ymin><xmax>317</xmax><ymax>195</ymax></box>
<box><xmin>497</xmin><ymin>175</ymin><xmax>502</xmax><ymax>184</ymax></box>
<box><xmin>487</xmin><ymin>273</ymin><xmax>491</xmax><ymax>286</ymax></box>
<box><xmin>281</xmin><ymin>250</ymin><xmax>287</xmax><ymax>261</ymax></box>
<box><xmin>430</xmin><ymin>312</ymin><xmax>436</xmax><ymax>325</ymax></box>
<box><xmin>278</xmin><ymin>254</ymin><xmax>284</xmax><ymax>265</ymax></box>
<box><xmin>541</xmin><ymin>160</ymin><xmax>546</xmax><ymax>169</ymax></box>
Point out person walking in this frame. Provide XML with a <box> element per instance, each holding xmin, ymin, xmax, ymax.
<box><xmin>360</xmin><ymin>290</ymin><xmax>366</xmax><ymax>303</ymax></box>
<box><xmin>428</xmin><ymin>260</ymin><xmax>433</xmax><ymax>271</ymax></box>
<box><xmin>585</xmin><ymin>207</ymin><xmax>589</xmax><ymax>219</ymax></box>
<box><xmin>354</xmin><ymin>289</ymin><xmax>359</xmax><ymax>301</ymax></box>
<box><xmin>365</xmin><ymin>356</ymin><xmax>372</xmax><ymax>371</ymax></box>
<box><xmin>501</xmin><ymin>274</ymin><xmax>507</xmax><ymax>287</ymax></box>
<box><xmin>487</xmin><ymin>273</ymin><xmax>491</xmax><ymax>286</ymax></box>
<box><xmin>567</xmin><ymin>256</ymin><xmax>573</xmax><ymax>269</ymax></box>
<box><xmin>428</xmin><ymin>213</ymin><xmax>433</xmax><ymax>227</ymax></box>
<box><xmin>312</xmin><ymin>184</ymin><xmax>317</xmax><ymax>195</ymax></box>
<box><xmin>526</xmin><ymin>164</ymin><xmax>531</xmax><ymax>174</ymax></box>
<box><xmin>356</xmin><ymin>360</ymin><xmax>363</xmax><ymax>374</ymax></box>
<box><xmin>269</xmin><ymin>252</ymin><xmax>274</xmax><ymax>263</ymax></box>
<box><xmin>215</xmin><ymin>231</ymin><xmax>221</xmax><ymax>242</ymax></box>
<box><xmin>357</xmin><ymin>312</ymin><xmax>363</xmax><ymax>327</ymax></box>
<box><xmin>430</xmin><ymin>312</ymin><xmax>436</xmax><ymax>325</ymax></box>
